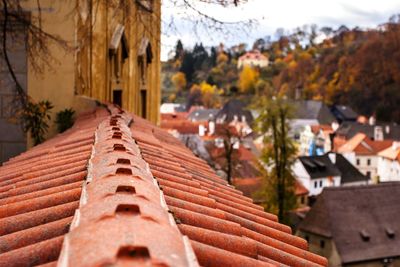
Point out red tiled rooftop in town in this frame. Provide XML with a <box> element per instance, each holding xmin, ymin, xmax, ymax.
<box><xmin>0</xmin><ymin>104</ymin><xmax>327</xmax><ymax>266</ymax></box>
<box><xmin>338</xmin><ymin>133</ymin><xmax>393</xmax><ymax>155</ymax></box>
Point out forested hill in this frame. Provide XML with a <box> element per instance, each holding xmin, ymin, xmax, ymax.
<box><xmin>272</xmin><ymin>21</ymin><xmax>400</xmax><ymax>123</ymax></box>
<box><xmin>162</xmin><ymin>16</ymin><xmax>400</xmax><ymax>123</ymax></box>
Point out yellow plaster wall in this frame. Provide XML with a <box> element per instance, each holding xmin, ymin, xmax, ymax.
<box><xmin>23</xmin><ymin>0</ymin><xmax>161</xmax><ymax>147</ymax></box>
<box><xmin>23</xmin><ymin>0</ymin><xmax>79</xmax><ymax>146</ymax></box>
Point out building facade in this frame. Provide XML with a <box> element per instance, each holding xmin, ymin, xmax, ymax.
<box><xmin>377</xmin><ymin>142</ymin><xmax>400</xmax><ymax>182</ymax></box>
<box><xmin>237</xmin><ymin>50</ymin><xmax>269</xmax><ymax>69</ymax></box>
<box><xmin>0</xmin><ymin>0</ymin><xmax>161</xmax><ymax>163</ymax></box>
<box><xmin>338</xmin><ymin>133</ymin><xmax>393</xmax><ymax>183</ymax></box>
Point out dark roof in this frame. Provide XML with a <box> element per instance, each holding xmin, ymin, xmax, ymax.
<box><xmin>299</xmin><ymin>153</ymin><xmax>366</xmax><ymax>184</ymax></box>
<box><xmin>293</xmin><ymin>100</ymin><xmax>336</xmax><ymax>125</ymax></box>
<box><xmin>216</xmin><ymin>99</ymin><xmax>253</xmax><ymax>124</ymax></box>
<box><xmin>0</xmin><ymin>104</ymin><xmax>327</xmax><ymax>266</ymax></box>
<box><xmin>336</xmin><ymin>121</ymin><xmax>400</xmax><ymax>140</ymax></box>
<box><xmin>331</xmin><ymin>105</ymin><xmax>358</xmax><ymax>122</ymax></box>
<box><xmin>298</xmin><ymin>155</ymin><xmax>341</xmax><ymax>179</ymax></box>
<box><xmin>299</xmin><ymin>183</ymin><xmax>400</xmax><ymax>264</ymax></box>
<box><xmin>334</xmin><ymin>154</ymin><xmax>367</xmax><ymax>184</ymax></box>
<box><xmin>187</xmin><ymin>109</ymin><xmax>219</xmax><ymax>121</ymax></box>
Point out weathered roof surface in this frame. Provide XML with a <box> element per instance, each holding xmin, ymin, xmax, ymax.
<box><xmin>293</xmin><ymin>100</ymin><xmax>336</xmax><ymax>125</ymax></box>
<box><xmin>298</xmin><ymin>155</ymin><xmax>341</xmax><ymax>179</ymax></box>
<box><xmin>0</xmin><ymin>105</ymin><xmax>327</xmax><ymax>267</ymax></box>
<box><xmin>298</xmin><ymin>183</ymin><xmax>400</xmax><ymax>264</ymax></box>
<box><xmin>187</xmin><ymin>109</ymin><xmax>219</xmax><ymax>122</ymax></box>
<box><xmin>0</xmin><ymin>108</ymin><xmax>108</xmax><ymax>266</ymax></box>
<box><xmin>336</xmin><ymin>121</ymin><xmax>400</xmax><ymax>140</ymax></box>
<box><xmin>216</xmin><ymin>99</ymin><xmax>254</xmax><ymax>124</ymax></box>
<box><xmin>331</xmin><ymin>105</ymin><xmax>358</xmax><ymax>122</ymax></box>
<box><xmin>334</xmin><ymin>154</ymin><xmax>367</xmax><ymax>184</ymax></box>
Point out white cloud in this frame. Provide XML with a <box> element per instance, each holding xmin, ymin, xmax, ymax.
<box><xmin>161</xmin><ymin>0</ymin><xmax>400</xmax><ymax>60</ymax></box>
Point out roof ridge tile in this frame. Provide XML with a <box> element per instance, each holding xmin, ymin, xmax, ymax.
<box><xmin>58</xmin><ymin>110</ymin><xmax>198</xmax><ymax>267</ymax></box>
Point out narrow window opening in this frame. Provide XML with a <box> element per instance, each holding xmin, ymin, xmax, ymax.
<box><xmin>113</xmin><ymin>90</ymin><xmax>122</xmax><ymax>108</ymax></box>
<box><xmin>141</xmin><ymin>90</ymin><xmax>147</xmax><ymax>118</ymax></box>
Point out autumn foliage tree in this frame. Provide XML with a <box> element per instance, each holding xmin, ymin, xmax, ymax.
<box><xmin>254</xmin><ymin>95</ymin><xmax>297</xmax><ymax>222</ymax></box>
<box><xmin>199</xmin><ymin>81</ymin><xmax>221</xmax><ymax>108</ymax></box>
<box><xmin>171</xmin><ymin>72</ymin><xmax>187</xmax><ymax>92</ymax></box>
<box><xmin>269</xmin><ymin>17</ymin><xmax>400</xmax><ymax>122</ymax></box>
<box><xmin>239</xmin><ymin>65</ymin><xmax>259</xmax><ymax>93</ymax></box>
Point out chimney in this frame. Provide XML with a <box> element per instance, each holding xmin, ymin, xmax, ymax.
<box><xmin>199</xmin><ymin>124</ymin><xmax>206</xmax><ymax>136</ymax></box>
<box><xmin>328</xmin><ymin>152</ymin><xmax>336</xmax><ymax>164</ymax></box>
<box><xmin>208</xmin><ymin>121</ymin><xmax>215</xmax><ymax>135</ymax></box>
<box><xmin>385</xmin><ymin>125</ymin><xmax>390</xmax><ymax>134</ymax></box>
<box><xmin>233</xmin><ymin>115</ymin><xmax>239</xmax><ymax>124</ymax></box>
<box><xmin>374</xmin><ymin>126</ymin><xmax>383</xmax><ymax>141</ymax></box>
<box><xmin>331</xmin><ymin>121</ymin><xmax>339</xmax><ymax>132</ymax></box>
<box><xmin>233</xmin><ymin>140</ymin><xmax>240</xmax><ymax>149</ymax></box>
<box><xmin>369</xmin><ymin>116</ymin><xmax>376</xmax><ymax>126</ymax></box>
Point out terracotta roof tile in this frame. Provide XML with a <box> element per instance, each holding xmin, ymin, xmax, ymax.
<box><xmin>130</xmin><ymin>112</ymin><xmax>327</xmax><ymax>266</ymax></box>
<box><xmin>0</xmin><ymin>104</ymin><xmax>327</xmax><ymax>266</ymax></box>
<box><xmin>0</xmin><ymin>109</ymin><xmax>103</xmax><ymax>266</ymax></box>
<box><xmin>192</xmin><ymin>239</ymin><xmax>272</xmax><ymax>266</ymax></box>
<box><xmin>338</xmin><ymin>132</ymin><xmax>393</xmax><ymax>155</ymax></box>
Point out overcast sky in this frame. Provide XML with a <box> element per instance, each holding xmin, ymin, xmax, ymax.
<box><xmin>161</xmin><ymin>0</ymin><xmax>400</xmax><ymax>60</ymax></box>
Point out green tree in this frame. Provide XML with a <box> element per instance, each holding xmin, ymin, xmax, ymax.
<box><xmin>192</xmin><ymin>43</ymin><xmax>208</xmax><ymax>71</ymax></box>
<box><xmin>174</xmin><ymin>39</ymin><xmax>184</xmax><ymax>61</ymax></box>
<box><xmin>255</xmin><ymin>95</ymin><xmax>297</xmax><ymax>222</ymax></box>
<box><xmin>180</xmin><ymin>52</ymin><xmax>195</xmax><ymax>83</ymax></box>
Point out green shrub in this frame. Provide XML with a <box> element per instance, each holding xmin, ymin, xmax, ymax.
<box><xmin>21</xmin><ymin>100</ymin><xmax>53</xmax><ymax>145</ymax></box>
<box><xmin>55</xmin><ymin>108</ymin><xmax>75</xmax><ymax>133</ymax></box>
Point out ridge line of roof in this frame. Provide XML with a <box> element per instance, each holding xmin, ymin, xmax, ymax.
<box><xmin>57</xmin><ymin>106</ymin><xmax>198</xmax><ymax>267</ymax></box>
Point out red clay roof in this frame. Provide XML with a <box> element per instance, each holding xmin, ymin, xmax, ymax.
<box><xmin>338</xmin><ymin>133</ymin><xmax>393</xmax><ymax>155</ymax></box>
<box><xmin>233</xmin><ymin>177</ymin><xmax>309</xmax><ymax>199</ymax></box>
<box><xmin>310</xmin><ymin>124</ymin><xmax>333</xmax><ymax>134</ymax></box>
<box><xmin>0</xmin><ymin>105</ymin><xmax>327</xmax><ymax>267</ymax></box>
<box><xmin>161</xmin><ymin>120</ymin><xmax>204</xmax><ymax>135</ymax></box>
<box><xmin>0</xmin><ymin>108</ymin><xmax>107</xmax><ymax>266</ymax></box>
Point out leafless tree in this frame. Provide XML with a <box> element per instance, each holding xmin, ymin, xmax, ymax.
<box><xmin>1</xmin><ymin>0</ymin><xmax>69</xmax><ymax>109</ymax></box>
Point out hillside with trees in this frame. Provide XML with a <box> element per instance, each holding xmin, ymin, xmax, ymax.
<box><xmin>162</xmin><ymin>15</ymin><xmax>400</xmax><ymax>123</ymax></box>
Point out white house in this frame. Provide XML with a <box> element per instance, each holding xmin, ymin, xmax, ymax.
<box><xmin>293</xmin><ymin>153</ymin><xmax>367</xmax><ymax>196</ymax></box>
<box><xmin>293</xmin><ymin>154</ymin><xmax>341</xmax><ymax>196</ymax></box>
<box><xmin>160</xmin><ymin>103</ymin><xmax>184</xmax><ymax>114</ymax></box>
<box><xmin>377</xmin><ymin>142</ymin><xmax>400</xmax><ymax>182</ymax></box>
<box><xmin>237</xmin><ymin>50</ymin><xmax>269</xmax><ymax>69</ymax></box>
<box><xmin>338</xmin><ymin>133</ymin><xmax>393</xmax><ymax>183</ymax></box>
